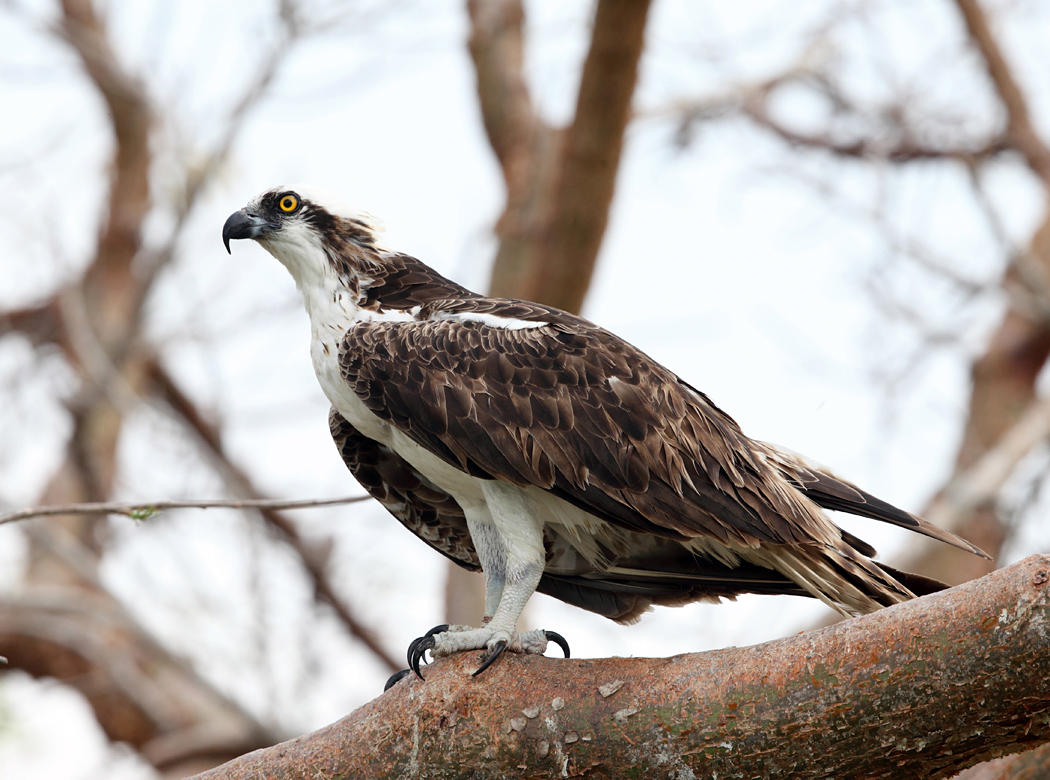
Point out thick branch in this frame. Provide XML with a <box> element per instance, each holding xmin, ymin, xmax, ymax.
<box><xmin>531</xmin><ymin>0</ymin><xmax>651</xmax><ymax>315</ymax></box>
<box><xmin>909</xmin><ymin>392</ymin><xmax>1050</xmax><ymax>553</ymax></box>
<box><xmin>467</xmin><ymin>0</ymin><xmax>558</xmax><ymax>306</ymax></box>
<box><xmin>195</xmin><ymin>556</ymin><xmax>1050</xmax><ymax>779</ymax></box>
<box><xmin>0</xmin><ymin>594</ymin><xmax>277</xmax><ymax>763</ymax></box>
<box><xmin>57</xmin><ymin>0</ymin><xmax>152</xmax><ymax>337</ymax></box>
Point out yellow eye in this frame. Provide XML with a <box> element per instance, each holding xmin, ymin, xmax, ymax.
<box><xmin>279</xmin><ymin>194</ymin><xmax>299</xmax><ymax>213</ymax></box>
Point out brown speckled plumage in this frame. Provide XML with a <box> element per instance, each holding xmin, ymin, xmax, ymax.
<box><xmin>228</xmin><ymin>188</ymin><xmax>987</xmax><ymax>626</ymax></box>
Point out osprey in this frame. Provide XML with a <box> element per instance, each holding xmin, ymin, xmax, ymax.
<box><xmin>223</xmin><ymin>187</ymin><xmax>986</xmax><ymax>680</ymax></box>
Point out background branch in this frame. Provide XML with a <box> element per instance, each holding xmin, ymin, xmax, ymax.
<box><xmin>474</xmin><ymin>0</ymin><xmax>652</xmax><ymax>312</ymax></box>
<box><xmin>148</xmin><ymin>359</ymin><xmax>402</xmax><ymax>673</ymax></box>
<box><xmin>0</xmin><ymin>2</ymin><xmax>400</xmax><ymax>771</ymax></box>
<box><xmin>954</xmin><ymin>0</ymin><xmax>1050</xmax><ymax>183</ymax></box>
<box><xmin>0</xmin><ymin>495</ymin><xmax>369</xmax><ymax>527</ymax></box>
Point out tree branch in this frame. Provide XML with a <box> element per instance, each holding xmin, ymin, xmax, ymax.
<box><xmin>922</xmin><ymin>393</ymin><xmax>1050</xmax><ymax>535</ymax></box>
<box><xmin>953</xmin><ymin>0</ymin><xmax>1050</xmax><ymax>184</ymax></box>
<box><xmin>654</xmin><ymin>56</ymin><xmax>1013</xmax><ymax>167</ymax></box>
<box><xmin>743</xmin><ymin>101</ymin><xmax>1011</xmax><ymax>164</ymax></box>
<box><xmin>475</xmin><ymin>0</ymin><xmax>652</xmax><ymax>313</ymax></box>
<box><xmin>0</xmin><ymin>495</ymin><xmax>369</xmax><ymax>527</ymax></box>
<box><xmin>56</xmin><ymin>0</ymin><xmax>152</xmax><ymax>338</ymax></box>
<box><xmin>535</xmin><ymin>0</ymin><xmax>651</xmax><ymax>316</ymax></box>
<box><xmin>465</xmin><ymin>0</ymin><xmax>537</xmax><ymax>182</ymax></box>
<box><xmin>192</xmin><ymin>555</ymin><xmax>1050</xmax><ymax>779</ymax></box>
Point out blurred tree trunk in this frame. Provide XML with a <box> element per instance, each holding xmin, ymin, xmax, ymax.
<box><xmin>922</xmin><ymin>10</ymin><xmax>1050</xmax><ymax>775</ymax></box>
<box><xmin>698</xmin><ymin>2</ymin><xmax>1050</xmax><ymax>774</ymax></box>
<box><xmin>0</xmin><ymin>1</ymin><xmax>398</xmax><ymax>775</ymax></box>
<box><xmin>898</xmin><ymin>0</ymin><xmax>1050</xmax><ymax>589</ymax></box>
<box><xmin>445</xmin><ymin>0</ymin><xmax>651</xmax><ymax>625</ymax></box>
<box><xmin>0</xmin><ymin>3</ymin><xmax>278</xmax><ymax>775</ymax></box>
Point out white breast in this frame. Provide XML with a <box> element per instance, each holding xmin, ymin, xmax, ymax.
<box><xmin>262</xmin><ymin>221</ymin><xmax>488</xmax><ymax>509</ymax></box>
<box><xmin>307</xmin><ymin>312</ymin><xmax>487</xmax><ymax>509</ymax></box>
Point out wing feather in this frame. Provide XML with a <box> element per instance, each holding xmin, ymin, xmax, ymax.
<box><xmin>338</xmin><ymin>302</ymin><xmax>837</xmax><ymax>552</ymax></box>
<box><xmin>335</xmin><ymin>297</ymin><xmax>985</xmax><ymax>616</ymax></box>
<box><xmin>329</xmin><ymin>407</ymin><xmax>826</xmax><ymax>623</ymax></box>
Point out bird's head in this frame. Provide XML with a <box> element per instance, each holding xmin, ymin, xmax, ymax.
<box><xmin>223</xmin><ymin>187</ymin><xmax>384</xmax><ymax>287</ymax></box>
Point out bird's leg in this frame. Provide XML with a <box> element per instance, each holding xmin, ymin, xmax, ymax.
<box><xmin>481</xmin><ymin>573</ymin><xmax>504</xmax><ymax>622</ymax></box>
<box><xmin>406</xmin><ymin>486</ymin><xmax>569</xmax><ymax>678</ymax></box>
<box><xmin>436</xmin><ymin>483</ymin><xmax>544</xmax><ymax>660</ymax></box>
<box><xmin>474</xmin><ymin>518</ymin><xmax>506</xmax><ymax>623</ymax></box>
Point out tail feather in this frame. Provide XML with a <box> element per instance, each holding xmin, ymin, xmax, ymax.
<box><xmin>536</xmin><ymin>556</ymin><xmax>815</xmax><ymax>624</ymax></box>
<box><xmin>537</xmin><ymin>545</ymin><xmax>952</xmax><ymax>624</ymax></box>
<box><xmin>761</xmin><ymin>443</ymin><xmax>989</xmax><ymax>559</ymax></box>
<box><xmin>877</xmin><ymin>562</ymin><xmax>949</xmax><ymax>597</ymax></box>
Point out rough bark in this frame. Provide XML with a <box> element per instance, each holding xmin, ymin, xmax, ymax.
<box><xmin>194</xmin><ymin>555</ymin><xmax>1050</xmax><ymax>779</ymax></box>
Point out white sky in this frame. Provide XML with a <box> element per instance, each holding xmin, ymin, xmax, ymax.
<box><xmin>1</xmin><ymin>0</ymin><xmax>1048</xmax><ymax>777</ymax></box>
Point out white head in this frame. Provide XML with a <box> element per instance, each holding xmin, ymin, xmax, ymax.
<box><xmin>222</xmin><ymin>186</ymin><xmax>385</xmax><ymax>291</ymax></box>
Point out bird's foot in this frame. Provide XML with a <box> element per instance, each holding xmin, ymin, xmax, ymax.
<box><xmin>406</xmin><ymin>624</ymin><xmax>569</xmax><ymax>679</ymax></box>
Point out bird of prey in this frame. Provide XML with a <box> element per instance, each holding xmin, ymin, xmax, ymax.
<box><xmin>223</xmin><ymin>187</ymin><xmax>987</xmax><ymax>680</ymax></box>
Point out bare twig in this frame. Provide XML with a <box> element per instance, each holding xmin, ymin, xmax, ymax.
<box><xmin>0</xmin><ymin>495</ymin><xmax>370</xmax><ymax>527</ymax></box>
<box><xmin>743</xmin><ymin>100</ymin><xmax>1011</xmax><ymax>163</ymax></box>
<box><xmin>649</xmin><ymin>51</ymin><xmax>1011</xmax><ymax>166</ymax></box>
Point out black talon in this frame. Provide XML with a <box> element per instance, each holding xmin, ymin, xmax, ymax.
<box><xmin>472</xmin><ymin>639</ymin><xmax>507</xmax><ymax>677</ymax></box>
<box><xmin>544</xmin><ymin>630</ymin><xmax>571</xmax><ymax>658</ymax></box>
<box><xmin>408</xmin><ymin>635</ymin><xmax>436</xmax><ymax>679</ymax></box>
<box><xmin>407</xmin><ymin>624</ymin><xmax>450</xmax><ymax>680</ymax></box>
<box><xmin>384</xmin><ymin>669</ymin><xmax>411</xmax><ymax>691</ymax></box>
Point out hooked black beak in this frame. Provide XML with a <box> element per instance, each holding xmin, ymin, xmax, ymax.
<box><xmin>222</xmin><ymin>209</ymin><xmax>273</xmax><ymax>254</ymax></box>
